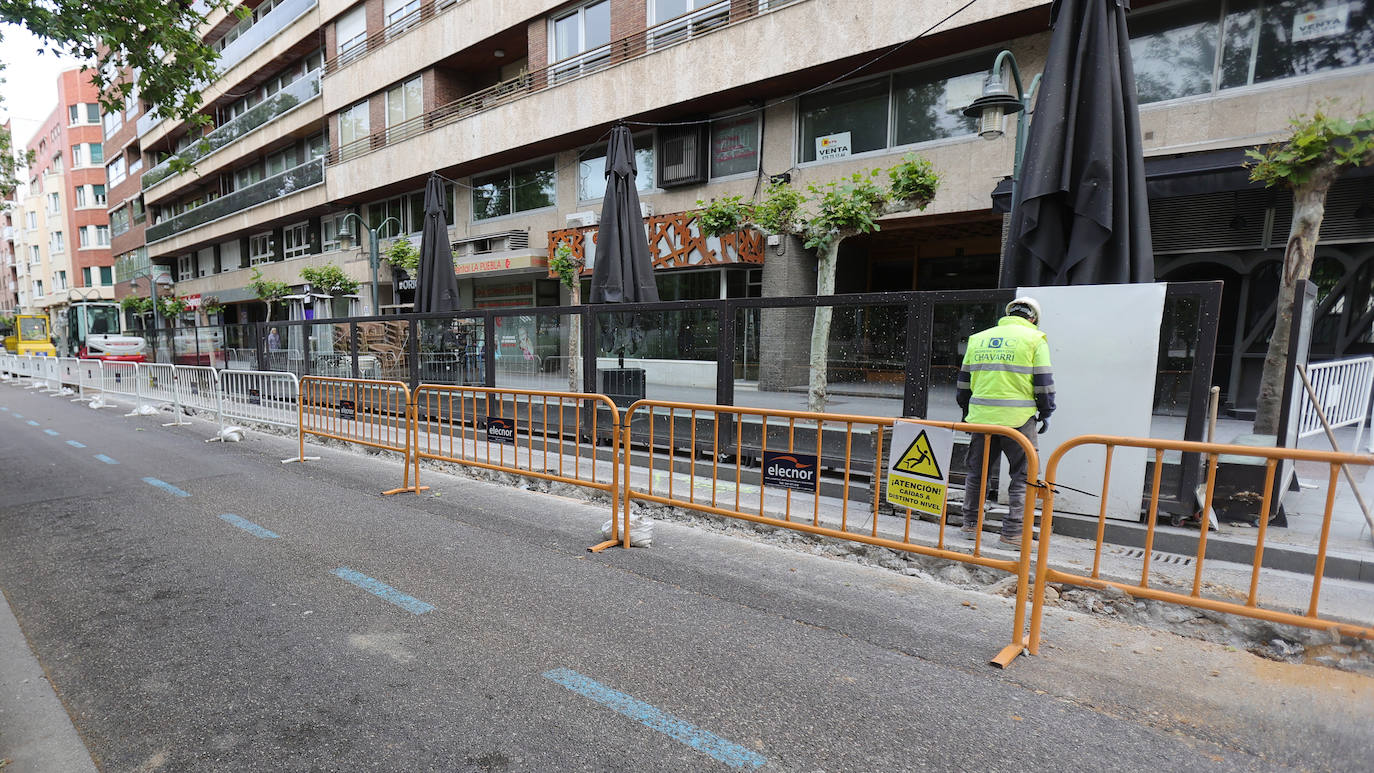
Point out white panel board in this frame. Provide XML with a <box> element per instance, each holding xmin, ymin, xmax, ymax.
<box><xmin>1016</xmin><ymin>283</ymin><xmax>1167</xmax><ymax>519</ymax></box>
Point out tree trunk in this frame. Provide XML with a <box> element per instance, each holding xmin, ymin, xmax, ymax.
<box><xmin>807</xmin><ymin>237</ymin><xmax>844</xmax><ymax>412</ymax></box>
<box><xmin>1252</xmin><ymin>172</ymin><xmax>1336</xmax><ymax>434</ymax></box>
<box><xmin>567</xmin><ymin>283</ymin><xmax>581</xmax><ymax>393</ymax></box>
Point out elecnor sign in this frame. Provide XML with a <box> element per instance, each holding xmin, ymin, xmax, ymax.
<box><xmin>484</xmin><ymin>416</ymin><xmax>516</xmax><ymax>445</ymax></box>
<box><xmin>762</xmin><ymin>450</ymin><xmax>818</xmax><ymax>493</ymax></box>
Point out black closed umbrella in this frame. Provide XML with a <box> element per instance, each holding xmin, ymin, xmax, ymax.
<box><xmin>591</xmin><ymin>124</ymin><xmax>659</xmax><ymax>304</ymax></box>
<box><xmin>415</xmin><ymin>173</ymin><xmax>460</xmax><ymax>313</ymax></box>
<box><xmin>1002</xmin><ymin>0</ymin><xmax>1153</xmax><ymax>287</ymax></box>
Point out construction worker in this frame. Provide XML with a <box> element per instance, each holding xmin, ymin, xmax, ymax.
<box><xmin>955</xmin><ymin>296</ymin><xmax>1054</xmax><ymax>547</ymax></box>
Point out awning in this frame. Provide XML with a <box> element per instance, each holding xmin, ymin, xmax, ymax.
<box><xmin>989</xmin><ymin>147</ymin><xmax>1374</xmax><ymax>213</ymax></box>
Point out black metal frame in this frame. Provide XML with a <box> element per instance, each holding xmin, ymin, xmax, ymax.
<box><xmin>194</xmin><ymin>282</ymin><xmax>1224</xmax><ymax>504</ymax></box>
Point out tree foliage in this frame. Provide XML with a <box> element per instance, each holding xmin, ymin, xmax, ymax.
<box><xmin>300</xmin><ymin>263</ymin><xmax>359</xmax><ymax>296</ymax></box>
<box><xmin>1245</xmin><ymin>107</ymin><xmax>1374</xmax><ymax>434</ymax></box>
<box><xmin>156</xmin><ymin>295</ymin><xmax>189</xmax><ymax>319</ymax></box>
<box><xmin>248</xmin><ymin>267</ymin><xmax>290</xmax><ymax>321</ymax></box>
<box><xmin>549</xmin><ymin>240</ymin><xmax>584</xmax><ymax>289</ymax></box>
<box><xmin>5</xmin><ymin>0</ymin><xmax>239</xmax><ymax>131</ymax></box>
<box><xmin>120</xmin><ymin>295</ymin><xmax>153</xmax><ymax>314</ymax></box>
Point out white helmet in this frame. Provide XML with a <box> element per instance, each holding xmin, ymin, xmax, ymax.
<box><xmin>1006</xmin><ymin>296</ymin><xmax>1041</xmax><ymax>324</ymax></box>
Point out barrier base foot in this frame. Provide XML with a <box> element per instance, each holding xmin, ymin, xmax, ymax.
<box><xmin>989</xmin><ymin>641</ymin><xmax>1028</xmax><ymax>669</ymax></box>
<box><xmin>382</xmin><ymin>485</ymin><xmax>430</xmax><ymax>496</ymax></box>
<box><xmin>281</xmin><ymin>456</ymin><xmax>321</xmax><ymax>464</ymax></box>
<box><xmin>161</xmin><ymin>420</ymin><xmax>192</xmax><ymax>427</ymax></box>
<box><xmin>588</xmin><ymin>538</ymin><xmax>622</xmax><ymax>552</ymax></box>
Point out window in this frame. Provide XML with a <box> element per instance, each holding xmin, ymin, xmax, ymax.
<box><xmin>307</xmin><ymin>133</ymin><xmax>328</xmax><ymax>160</ymax></box>
<box><xmin>50</xmin><ymin>153</ymin><xmax>63</xmax><ymax>172</ymax></box>
<box><xmin>47</xmin><ymin>193</ymin><xmax>60</xmax><ymax>213</ymax></box>
<box><xmin>1130</xmin><ymin>0</ymin><xmax>1374</xmax><ymax>105</ymax></box>
<box><xmin>88</xmin><ymin>143</ymin><xmax>104</xmax><ymax>164</ymax></box>
<box><xmin>93</xmin><ymin>184</ymin><xmax>106</xmax><ymax>206</ymax></box>
<box><xmin>472</xmin><ymin>158</ymin><xmax>557</xmax><ymax>220</ymax></box>
<box><xmin>385</xmin><ymin>0</ymin><xmax>422</xmax><ymax>33</ymax></box>
<box><xmin>798</xmin><ymin>58</ymin><xmax>984</xmax><ymax>163</ymax></box>
<box><xmin>72</xmin><ymin>144</ymin><xmax>84</xmax><ymax>167</ymax></box>
<box><xmin>100</xmin><ymin>266</ymin><xmax>113</xmax><ymax>285</ymax></box>
<box><xmin>337</xmin><ymin>4</ymin><xmax>367</xmax><ymax>59</ymax></box>
<box><xmin>265</xmin><ymin>148</ymin><xmax>298</xmax><ymax>177</ymax></box>
<box><xmin>75</xmin><ymin>186</ymin><xmax>87</xmax><ymax>207</ymax></box>
<box><xmin>96</xmin><ymin>225</ymin><xmax>110</xmax><ymax>246</ymax></box>
<box><xmin>33</xmin><ymin>280</ymin><xmax>43</xmax><ymax>297</ymax></box>
<box><xmin>338</xmin><ymin>100</ymin><xmax>371</xmax><ymax>159</ymax></box>
<box><xmin>87</xmin><ymin>103</ymin><xmax>100</xmax><ymax>123</ymax></box>
<box><xmin>111</xmin><ymin>206</ymin><xmax>131</xmax><ymax>236</ymax></box>
<box><xmin>579</xmin><ymin>133</ymin><xmax>655</xmax><ymax>200</ymax></box>
<box><xmin>103</xmin><ymin>108</ymin><xmax>123</xmax><ymax>137</ymax></box>
<box><xmin>51</xmin><ymin>232</ymin><xmax>64</xmax><ymax>253</ymax></box>
<box><xmin>649</xmin><ymin>0</ymin><xmax>730</xmax><ymax>48</ymax></box>
<box><xmin>68</xmin><ymin>105</ymin><xmax>80</xmax><ymax>124</ymax></box>
<box><xmin>131</xmin><ymin>196</ymin><xmax>145</xmax><ymax>223</ymax></box>
<box><xmin>322</xmin><ymin>213</ymin><xmax>345</xmax><ymax>251</ymax></box>
<box><xmin>284</xmin><ymin>221</ymin><xmax>310</xmax><ymax>258</ymax></box>
<box><xmin>79</xmin><ymin>226</ymin><xmax>90</xmax><ymax>248</ymax></box>
<box><xmin>83</xmin><ymin>267</ymin><xmax>92</xmax><ymax>285</ymax></box>
<box><xmin>55</xmin><ymin>271</ymin><xmax>67</xmax><ymax>290</ymax></box>
<box><xmin>26</xmin><ymin>212</ymin><xmax>36</xmax><ymax>230</ymax></box>
<box><xmin>235</xmin><ymin>163</ymin><xmax>264</xmax><ymax>190</ymax></box>
<box><xmin>29</xmin><ymin>245</ymin><xmax>39</xmax><ymax>264</ymax></box>
<box><xmin>552</xmin><ymin>0</ymin><xmax>611</xmax><ymax>73</ymax></box>
<box><xmin>106</xmin><ymin>156</ymin><xmax>127</xmax><ymax>187</ymax></box>
<box><xmin>709</xmin><ymin>113</ymin><xmax>761</xmax><ymax>178</ymax></box>
<box><xmin>249</xmin><ymin>232</ymin><xmax>274</xmax><ymax>265</ymax></box>
<box><xmin>386</xmin><ymin>76</ymin><xmax>423</xmax><ymax>138</ymax></box>
<box><xmin>178</xmin><ymin>255</ymin><xmax>193</xmax><ymax>281</ymax></box>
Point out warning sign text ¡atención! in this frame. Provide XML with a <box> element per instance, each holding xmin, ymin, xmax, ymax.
<box><xmin>885</xmin><ymin>422</ymin><xmax>954</xmax><ymax>517</ymax></box>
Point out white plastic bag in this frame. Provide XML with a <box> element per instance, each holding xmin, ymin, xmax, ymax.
<box><xmin>601</xmin><ymin>515</ymin><xmax>653</xmax><ymax>547</ymax></box>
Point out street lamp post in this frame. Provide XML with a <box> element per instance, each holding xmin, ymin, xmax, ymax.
<box><xmin>962</xmin><ymin>50</ymin><xmax>1042</xmax><ymax>218</ymax></box>
<box><xmin>337</xmin><ymin>214</ymin><xmax>401</xmax><ymax>316</ymax></box>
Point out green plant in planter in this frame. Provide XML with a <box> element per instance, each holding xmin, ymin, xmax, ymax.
<box><xmin>695</xmin><ymin>195</ymin><xmax>753</xmax><ymax>238</ymax></box>
<box><xmin>381</xmin><ymin>238</ymin><xmax>420</xmax><ymax>275</ymax></box>
<box><xmin>201</xmin><ymin>295</ymin><xmax>225</xmax><ymax>316</ymax></box>
<box><xmin>300</xmin><ymin>263</ymin><xmax>360</xmax><ymax>296</ymax></box>
<box><xmin>157</xmin><ymin>295</ymin><xmax>190</xmax><ymax>319</ymax></box>
<box><xmin>119</xmin><ymin>295</ymin><xmax>151</xmax><ymax>313</ymax></box>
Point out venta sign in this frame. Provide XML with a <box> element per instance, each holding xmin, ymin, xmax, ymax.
<box><xmin>762</xmin><ymin>450</ymin><xmax>818</xmax><ymax>494</ymax></box>
<box><xmin>484</xmin><ymin>416</ymin><xmax>516</xmax><ymax>445</ymax></box>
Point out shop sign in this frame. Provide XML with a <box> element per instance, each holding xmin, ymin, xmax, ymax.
<box><xmin>762</xmin><ymin>450</ymin><xmax>818</xmax><ymax>494</ymax></box>
<box><xmin>1293</xmin><ymin>4</ymin><xmax>1348</xmax><ymax>41</ymax></box>
<box><xmin>815</xmin><ymin>131</ymin><xmax>852</xmax><ymax>161</ymax></box>
<box><xmin>181</xmin><ymin>294</ymin><xmax>201</xmax><ymax>309</ymax></box>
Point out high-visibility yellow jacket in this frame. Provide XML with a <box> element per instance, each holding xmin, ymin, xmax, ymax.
<box><xmin>956</xmin><ymin>315</ymin><xmax>1055</xmax><ymax>427</ymax></box>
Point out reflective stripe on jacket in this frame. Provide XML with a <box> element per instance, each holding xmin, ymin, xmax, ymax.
<box><xmin>956</xmin><ymin>315</ymin><xmax>1055</xmax><ymax>427</ymax></box>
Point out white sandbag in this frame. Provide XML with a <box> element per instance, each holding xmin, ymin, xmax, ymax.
<box><xmin>601</xmin><ymin>515</ymin><xmax>653</xmax><ymax>547</ymax></box>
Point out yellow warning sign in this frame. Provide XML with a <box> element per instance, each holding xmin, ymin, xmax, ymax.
<box><xmin>892</xmin><ymin>430</ymin><xmax>943</xmax><ymax>480</ymax></box>
<box><xmin>885</xmin><ymin>421</ymin><xmax>954</xmax><ymax>517</ymax></box>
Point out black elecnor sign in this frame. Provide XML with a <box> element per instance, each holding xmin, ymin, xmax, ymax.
<box><xmin>484</xmin><ymin>417</ymin><xmax>516</xmax><ymax>445</ymax></box>
<box><xmin>338</xmin><ymin>399</ymin><xmax>356</xmax><ymax>420</ymax></box>
<box><xmin>762</xmin><ymin>450</ymin><xmax>819</xmax><ymax>494</ymax></box>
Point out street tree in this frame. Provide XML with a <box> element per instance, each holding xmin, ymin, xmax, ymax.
<box><xmin>698</xmin><ymin>155</ymin><xmax>940</xmax><ymax>411</ymax></box>
<box><xmin>1246</xmin><ymin>107</ymin><xmax>1374</xmax><ymax>434</ymax></box>
<box><xmin>249</xmin><ymin>268</ymin><xmax>290</xmax><ymax>322</ymax></box>
<box><xmin>549</xmin><ymin>240</ymin><xmax>586</xmax><ymax>392</ymax></box>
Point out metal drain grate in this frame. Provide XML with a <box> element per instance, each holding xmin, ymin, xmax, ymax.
<box><xmin>1107</xmin><ymin>546</ymin><xmax>1193</xmax><ymax>566</ymax></box>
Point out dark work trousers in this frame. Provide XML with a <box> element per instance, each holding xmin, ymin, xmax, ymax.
<box><xmin>959</xmin><ymin>417</ymin><xmax>1037</xmax><ymax>536</ymax></box>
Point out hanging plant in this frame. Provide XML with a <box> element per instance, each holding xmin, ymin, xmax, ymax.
<box><xmin>201</xmin><ymin>295</ymin><xmax>225</xmax><ymax>316</ymax></box>
<box><xmin>120</xmin><ymin>295</ymin><xmax>154</xmax><ymax>313</ymax></box>
<box><xmin>300</xmin><ymin>263</ymin><xmax>360</xmax><ymax>296</ymax></box>
<box><xmin>382</xmin><ymin>238</ymin><xmax>420</xmax><ymax>275</ymax></box>
<box><xmin>157</xmin><ymin>296</ymin><xmax>190</xmax><ymax>318</ymax></box>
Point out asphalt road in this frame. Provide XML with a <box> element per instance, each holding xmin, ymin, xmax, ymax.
<box><xmin>0</xmin><ymin>383</ymin><xmax>1370</xmax><ymax>772</ymax></box>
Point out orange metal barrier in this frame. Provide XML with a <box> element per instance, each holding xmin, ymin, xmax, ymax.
<box><xmin>412</xmin><ymin>385</ymin><xmax>624</xmax><ymax>550</ymax></box>
<box><xmin>296</xmin><ymin>376</ymin><xmax>425</xmax><ymax>495</ymax></box>
<box><xmin>1029</xmin><ymin>436</ymin><xmax>1374</xmax><ymax>653</ymax></box>
<box><xmin>620</xmin><ymin>400</ymin><xmax>1041</xmax><ymax>667</ymax></box>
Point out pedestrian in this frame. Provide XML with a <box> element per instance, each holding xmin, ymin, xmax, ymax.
<box><xmin>267</xmin><ymin>327</ymin><xmax>281</xmax><ymax>351</ymax></box>
<box><xmin>955</xmin><ymin>296</ymin><xmax>1054</xmax><ymax>548</ymax></box>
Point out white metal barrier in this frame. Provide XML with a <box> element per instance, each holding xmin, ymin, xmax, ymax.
<box><xmin>133</xmin><ymin>363</ymin><xmax>187</xmax><ymax>424</ymax></box>
<box><xmin>1299</xmin><ymin>356</ymin><xmax>1374</xmax><ymax>453</ymax></box>
<box><xmin>218</xmin><ymin>369</ymin><xmax>301</xmax><ymax>437</ymax></box>
<box><xmin>36</xmin><ymin>356</ymin><xmax>60</xmax><ymax>392</ymax></box>
<box><xmin>175</xmin><ymin>365</ymin><xmax>222</xmax><ymax>420</ymax></box>
<box><xmin>55</xmin><ymin>357</ymin><xmax>82</xmax><ymax>396</ymax></box>
<box><xmin>75</xmin><ymin>359</ymin><xmax>106</xmax><ymax>405</ymax></box>
<box><xmin>100</xmin><ymin>361</ymin><xmax>139</xmax><ymax>406</ymax></box>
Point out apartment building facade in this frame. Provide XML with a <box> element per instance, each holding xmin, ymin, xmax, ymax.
<box><xmin>18</xmin><ymin>69</ymin><xmax>115</xmax><ymax>342</ymax></box>
<box><xmin>113</xmin><ymin>0</ymin><xmax>1373</xmax><ymax>405</ymax></box>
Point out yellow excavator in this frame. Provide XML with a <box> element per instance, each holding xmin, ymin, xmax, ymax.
<box><xmin>2</xmin><ymin>315</ymin><xmax>59</xmax><ymax>357</ymax></box>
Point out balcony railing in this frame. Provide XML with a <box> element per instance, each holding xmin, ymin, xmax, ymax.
<box><xmin>325</xmin><ymin>0</ymin><xmax>801</xmax><ymax>165</ymax></box>
<box><xmin>325</xmin><ymin>0</ymin><xmax>469</xmax><ymax>74</ymax></box>
<box><xmin>138</xmin><ymin>0</ymin><xmax>318</xmax><ymax>138</ymax></box>
<box><xmin>143</xmin><ymin>70</ymin><xmax>322</xmax><ymax>191</ymax></box>
<box><xmin>146</xmin><ymin>157</ymin><xmax>324</xmax><ymax>243</ymax></box>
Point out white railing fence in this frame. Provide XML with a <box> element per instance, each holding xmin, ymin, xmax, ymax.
<box><xmin>1300</xmin><ymin>356</ymin><xmax>1374</xmax><ymax>453</ymax></box>
<box><xmin>218</xmin><ymin>369</ymin><xmax>301</xmax><ymax>438</ymax></box>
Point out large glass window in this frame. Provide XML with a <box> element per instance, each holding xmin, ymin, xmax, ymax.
<box><xmin>579</xmin><ymin>133</ymin><xmax>654</xmax><ymax>201</ymax></box>
<box><xmin>1130</xmin><ymin>0</ymin><xmax>1374</xmax><ymax>104</ymax></box>
<box><xmin>798</xmin><ymin>78</ymin><xmax>891</xmax><ymax>163</ymax></box>
<box><xmin>892</xmin><ymin>65</ymin><xmax>983</xmax><ymax>146</ymax></box>
<box><xmin>337</xmin><ymin>4</ymin><xmax>367</xmax><ymax>58</ymax></box>
<box><xmin>284</xmin><ymin>221</ymin><xmax>310</xmax><ymax>258</ymax></box>
<box><xmin>553</xmin><ymin>0</ymin><xmax>611</xmax><ymax>61</ymax></box>
<box><xmin>386</xmin><ymin>76</ymin><xmax>423</xmax><ymax>136</ymax></box>
<box><xmin>709</xmin><ymin>113</ymin><xmax>761</xmax><ymax>178</ymax></box>
<box><xmin>338</xmin><ymin>100</ymin><xmax>370</xmax><ymax>159</ymax></box>
<box><xmin>473</xmin><ymin>159</ymin><xmax>557</xmax><ymax>221</ymax></box>
<box><xmin>106</xmin><ymin>156</ymin><xmax>126</xmax><ymax>187</ymax></box>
